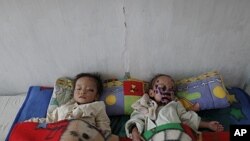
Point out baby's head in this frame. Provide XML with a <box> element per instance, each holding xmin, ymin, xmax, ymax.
<box><xmin>149</xmin><ymin>74</ymin><xmax>176</xmax><ymax>105</ymax></box>
<box><xmin>73</xmin><ymin>73</ymin><xmax>103</xmax><ymax>104</ymax></box>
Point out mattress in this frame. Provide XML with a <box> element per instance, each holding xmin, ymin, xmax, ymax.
<box><xmin>0</xmin><ymin>94</ymin><xmax>26</xmax><ymax>141</ymax></box>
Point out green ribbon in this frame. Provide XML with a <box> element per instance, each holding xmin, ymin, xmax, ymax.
<box><xmin>142</xmin><ymin>123</ymin><xmax>183</xmax><ymax>140</ymax></box>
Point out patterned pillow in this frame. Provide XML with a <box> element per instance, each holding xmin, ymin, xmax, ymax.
<box><xmin>47</xmin><ymin>77</ymin><xmax>74</xmax><ymax>113</ymax></box>
<box><xmin>176</xmin><ymin>71</ymin><xmax>230</xmax><ymax>111</ymax></box>
<box><xmin>100</xmin><ymin>78</ymin><xmax>149</xmax><ymax>116</ymax></box>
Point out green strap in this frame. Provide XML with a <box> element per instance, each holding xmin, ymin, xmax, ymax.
<box><xmin>142</xmin><ymin>123</ymin><xmax>183</xmax><ymax>140</ymax></box>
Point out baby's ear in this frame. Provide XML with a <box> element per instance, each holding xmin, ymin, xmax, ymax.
<box><xmin>149</xmin><ymin>89</ymin><xmax>155</xmax><ymax>97</ymax></box>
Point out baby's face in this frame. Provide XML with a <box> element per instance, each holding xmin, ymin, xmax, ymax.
<box><xmin>151</xmin><ymin>76</ymin><xmax>175</xmax><ymax>105</ymax></box>
<box><xmin>73</xmin><ymin>77</ymin><xmax>98</xmax><ymax>104</ymax></box>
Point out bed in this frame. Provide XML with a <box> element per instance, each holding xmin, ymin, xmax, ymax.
<box><xmin>3</xmin><ymin>72</ymin><xmax>250</xmax><ymax>141</ymax></box>
<box><xmin>0</xmin><ymin>94</ymin><xmax>26</xmax><ymax>141</ymax></box>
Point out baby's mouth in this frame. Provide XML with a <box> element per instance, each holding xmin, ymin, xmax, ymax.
<box><xmin>79</xmin><ymin>96</ymin><xmax>86</xmax><ymax>99</ymax></box>
<box><xmin>161</xmin><ymin>95</ymin><xmax>171</xmax><ymax>102</ymax></box>
<box><xmin>160</xmin><ymin>91</ymin><xmax>173</xmax><ymax>103</ymax></box>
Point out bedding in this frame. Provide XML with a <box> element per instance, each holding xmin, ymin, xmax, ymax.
<box><xmin>176</xmin><ymin>71</ymin><xmax>230</xmax><ymax>111</ymax></box>
<box><xmin>0</xmin><ymin>94</ymin><xmax>26</xmax><ymax>141</ymax></box>
<box><xmin>198</xmin><ymin>87</ymin><xmax>250</xmax><ymax>130</ymax></box>
<box><xmin>9</xmin><ymin>119</ymin><xmax>118</xmax><ymax>141</ymax></box>
<box><xmin>101</xmin><ymin>78</ymin><xmax>148</xmax><ymax>116</ymax></box>
<box><xmin>5</xmin><ymin>86</ymin><xmax>250</xmax><ymax>141</ymax></box>
<box><xmin>47</xmin><ymin>77</ymin><xmax>73</xmax><ymax>114</ymax></box>
<box><xmin>5</xmin><ymin>86</ymin><xmax>53</xmax><ymax>141</ymax></box>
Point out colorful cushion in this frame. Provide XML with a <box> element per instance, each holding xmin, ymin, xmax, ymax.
<box><xmin>100</xmin><ymin>78</ymin><xmax>149</xmax><ymax>116</ymax></box>
<box><xmin>176</xmin><ymin>71</ymin><xmax>230</xmax><ymax>111</ymax></box>
<box><xmin>47</xmin><ymin>77</ymin><xmax>74</xmax><ymax>113</ymax></box>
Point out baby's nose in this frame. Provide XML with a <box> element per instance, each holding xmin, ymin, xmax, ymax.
<box><xmin>80</xmin><ymin>89</ymin><xmax>86</xmax><ymax>94</ymax></box>
<box><xmin>161</xmin><ymin>86</ymin><xmax>167</xmax><ymax>91</ymax></box>
<box><xmin>157</xmin><ymin>85</ymin><xmax>167</xmax><ymax>92</ymax></box>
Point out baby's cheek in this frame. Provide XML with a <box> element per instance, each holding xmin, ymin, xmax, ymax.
<box><xmin>154</xmin><ymin>94</ymin><xmax>162</xmax><ymax>102</ymax></box>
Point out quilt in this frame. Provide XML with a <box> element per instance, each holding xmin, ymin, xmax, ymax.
<box><xmin>9</xmin><ymin>119</ymin><xmax>109</xmax><ymax>141</ymax></box>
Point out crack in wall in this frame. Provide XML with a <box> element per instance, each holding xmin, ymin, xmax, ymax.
<box><xmin>122</xmin><ymin>0</ymin><xmax>129</xmax><ymax>73</ymax></box>
<box><xmin>123</xmin><ymin>6</ymin><xmax>127</xmax><ymax>28</ymax></box>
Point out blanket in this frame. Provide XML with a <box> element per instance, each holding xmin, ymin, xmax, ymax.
<box><xmin>9</xmin><ymin>119</ymin><xmax>117</xmax><ymax>141</ymax></box>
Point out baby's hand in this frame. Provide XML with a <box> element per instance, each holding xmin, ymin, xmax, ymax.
<box><xmin>23</xmin><ymin>119</ymin><xmax>36</xmax><ymax>122</ymax></box>
<box><xmin>132</xmin><ymin>127</ymin><xmax>142</xmax><ymax>141</ymax></box>
<box><xmin>23</xmin><ymin>118</ymin><xmax>45</xmax><ymax>123</ymax></box>
<box><xmin>208</xmin><ymin>121</ymin><xmax>224</xmax><ymax>132</ymax></box>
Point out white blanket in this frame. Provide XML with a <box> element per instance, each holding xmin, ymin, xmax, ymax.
<box><xmin>0</xmin><ymin>94</ymin><xmax>26</xmax><ymax>141</ymax></box>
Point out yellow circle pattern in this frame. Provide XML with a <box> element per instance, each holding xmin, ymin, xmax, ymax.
<box><xmin>213</xmin><ymin>86</ymin><xmax>226</xmax><ymax>98</ymax></box>
<box><xmin>105</xmin><ymin>95</ymin><xmax>116</xmax><ymax>105</ymax></box>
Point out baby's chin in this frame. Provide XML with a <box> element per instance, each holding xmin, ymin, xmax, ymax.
<box><xmin>160</xmin><ymin>101</ymin><xmax>170</xmax><ymax>105</ymax></box>
<box><xmin>156</xmin><ymin>100</ymin><xmax>169</xmax><ymax>106</ymax></box>
<box><xmin>76</xmin><ymin>100</ymin><xmax>93</xmax><ymax>105</ymax></box>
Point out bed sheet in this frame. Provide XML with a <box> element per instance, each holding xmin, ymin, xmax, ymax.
<box><xmin>0</xmin><ymin>94</ymin><xmax>26</xmax><ymax>141</ymax></box>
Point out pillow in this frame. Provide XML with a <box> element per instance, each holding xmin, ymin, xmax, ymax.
<box><xmin>176</xmin><ymin>71</ymin><xmax>230</xmax><ymax>111</ymax></box>
<box><xmin>6</xmin><ymin>86</ymin><xmax>53</xmax><ymax>141</ymax></box>
<box><xmin>47</xmin><ymin>77</ymin><xmax>74</xmax><ymax>113</ymax></box>
<box><xmin>100</xmin><ymin>78</ymin><xmax>149</xmax><ymax>116</ymax></box>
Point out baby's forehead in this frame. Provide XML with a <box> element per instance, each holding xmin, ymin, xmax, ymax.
<box><xmin>154</xmin><ymin>76</ymin><xmax>174</xmax><ymax>85</ymax></box>
<box><xmin>155</xmin><ymin>75</ymin><xmax>173</xmax><ymax>82</ymax></box>
<box><xmin>75</xmin><ymin>77</ymin><xmax>97</xmax><ymax>86</ymax></box>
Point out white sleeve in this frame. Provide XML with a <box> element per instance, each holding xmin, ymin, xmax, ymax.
<box><xmin>125</xmin><ymin>110</ymin><xmax>146</xmax><ymax>139</ymax></box>
<box><xmin>95</xmin><ymin>104</ymin><xmax>111</xmax><ymax>133</ymax></box>
<box><xmin>46</xmin><ymin>107</ymin><xmax>59</xmax><ymax>123</ymax></box>
<box><xmin>176</xmin><ymin>101</ymin><xmax>201</xmax><ymax>131</ymax></box>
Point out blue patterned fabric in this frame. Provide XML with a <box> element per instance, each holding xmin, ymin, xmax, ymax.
<box><xmin>198</xmin><ymin>87</ymin><xmax>250</xmax><ymax>131</ymax></box>
<box><xmin>176</xmin><ymin>71</ymin><xmax>230</xmax><ymax>110</ymax></box>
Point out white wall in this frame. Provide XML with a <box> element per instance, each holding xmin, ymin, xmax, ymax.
<box><xmin>0</xmin><ymin>0</ymin><xmax>250</xmax><ymax>95</ymax></box>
